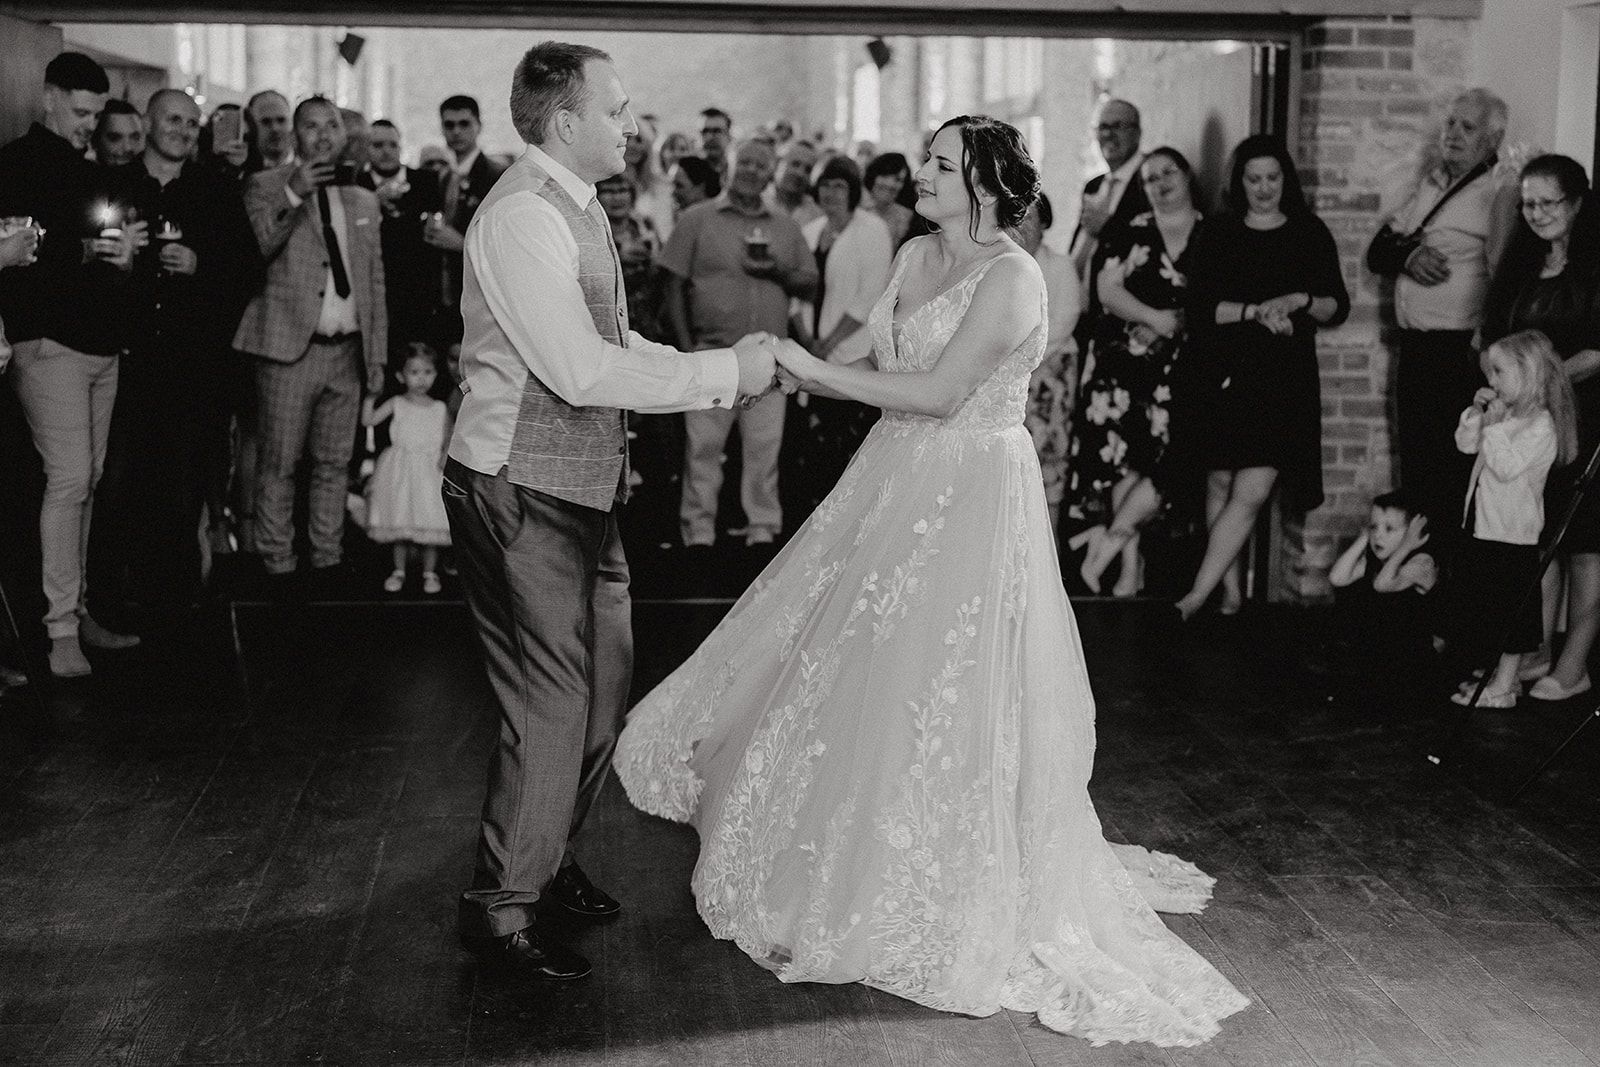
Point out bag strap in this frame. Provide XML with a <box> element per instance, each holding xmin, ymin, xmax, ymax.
<box><xmin>1412</xmin><ymin>154</ymin><xmax>1496</xmax><ymax>235</ymax></box>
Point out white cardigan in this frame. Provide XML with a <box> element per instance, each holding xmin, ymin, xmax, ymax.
<box><xmin>796</xmin><ymin>209</ymin><xmax>894</xmax><ymax>366</ymax></box>
<box><xmin>1456</xmin><ymin>406</ymin><xmax>1557</xmax><ymax>545</ymax></box>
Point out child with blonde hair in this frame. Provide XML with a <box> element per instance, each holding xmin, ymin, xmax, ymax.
<box><xmin>1447</xmin><ymin>329</ymin><xmax>1578</xmax><ymax>707</ymax></box>
<box><xmin>363</xmin><ymin>343</ymin><xmax>452</xmax><ymax>594</ymax></box>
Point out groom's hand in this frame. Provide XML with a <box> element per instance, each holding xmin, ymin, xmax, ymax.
<box><xmin>733</xmin><ymin>332</ymin><xmax>777</xmax><ymax>400</ymax></box>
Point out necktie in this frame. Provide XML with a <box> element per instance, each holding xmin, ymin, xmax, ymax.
<box><xmin>316</xmin><ymin>187</ymin><xmax>352</xmax><ymax>299</ymax></box>
<box><xmin>443</xmin><ymin>168</ymin><xmax>463</xmax><ymax>224</ymax></box>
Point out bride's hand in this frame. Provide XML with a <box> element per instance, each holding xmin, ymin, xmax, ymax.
<box><xmin>772</xmin><ymin>337</ymin><xmax>823</xmax><ymax>384</ymax></box>
<box><xmin>776</xmin><ymin>367</ymin><xmax>804</xmax><ymax>395</ymax></box>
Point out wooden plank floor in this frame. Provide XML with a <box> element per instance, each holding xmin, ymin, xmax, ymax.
<box><xmin>2</xmin><ymin>597</ymin><xmax>1598</xmax><ymax>1066</ymax></box>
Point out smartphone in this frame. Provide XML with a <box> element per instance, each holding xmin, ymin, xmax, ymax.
<box><xmin>330</xmin><ymin>161</ymin><xmax>360</xmax><ymax>186</ymax></box>
<box><xmin>211</xmin><ymin>108</ymin><xmax>243</xmax><ymax>153</ymax></box>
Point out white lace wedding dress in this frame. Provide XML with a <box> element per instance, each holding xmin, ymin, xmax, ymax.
<box><xmin>616</xmin><ymin>241</ymin><xmax>1249</xmax><ymax>1046</ymax></box>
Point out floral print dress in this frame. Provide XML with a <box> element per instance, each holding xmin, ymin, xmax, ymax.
<box><xmin>616</xmin><ymin>239</ymin><xmax>1247</xmax><ymax>1046</ymax></box>
<box><xmin>1066</xmin><ymin>213</ymin><xmax>1192</xmax><ymax>523</ymax></box>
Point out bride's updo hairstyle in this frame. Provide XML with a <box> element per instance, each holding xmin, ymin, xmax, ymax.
<box><xmin>935</xmin><ymin>114</ymin><xmax>1042</xmax><ymax>240</ymax></box>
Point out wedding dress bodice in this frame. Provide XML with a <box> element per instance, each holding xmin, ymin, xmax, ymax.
<box><xmin>870</xmin><ymin>245</ymin><xmax>1045</xmax><ymax>443</ymax></box>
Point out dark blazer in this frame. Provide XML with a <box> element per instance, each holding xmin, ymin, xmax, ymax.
<box><xmin>1069</xmin><ymin>165</ymin><xmax>1152</xmax><ymax>257</ymax></box>
<box><xmin>232</xmin><ymin>164</ymin><xmax>386</xmax><ymax>377</ymax></box>
<box><xmin>1072</xmin><ymin>164</ymin><xmax>1153</xmax><ymax>346</ymax></box>
<box><xmin>362</xmin><ymin>165</ymin><xmax>442</xmax><ymax>348</ymax></box>
<box><xmin>440</xmin><ymin>151</ymin><xmax>507</xmax><ymax>307</ymax></box>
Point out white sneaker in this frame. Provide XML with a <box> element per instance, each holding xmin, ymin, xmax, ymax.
<box><xmin>49</xmin><ymin>636</ymin><xmax>91</xmax><ymax>678</ymax></box>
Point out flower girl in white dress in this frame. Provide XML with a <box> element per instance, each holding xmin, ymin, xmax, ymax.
<box><xmin>616</xmin><ymin>116</ymin><xmax>1248</xmax><ymax>1047</ymax></box>
<box><xmin>363</xmin><ymin>344</ymin><xmax>452</xmax><ymax>594</ymax></box>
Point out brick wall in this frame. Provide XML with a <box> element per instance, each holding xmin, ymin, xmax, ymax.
<box><xmin>1287</xmin><ymin>15</ymin><xmax>1476</xmax><ymax>600</ymax></box>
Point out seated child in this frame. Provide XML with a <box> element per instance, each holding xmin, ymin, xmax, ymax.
<box><xmin>1327</xmin><ymin>489</ymin><xmax>1439</xmax><ymax>704</ymax></box>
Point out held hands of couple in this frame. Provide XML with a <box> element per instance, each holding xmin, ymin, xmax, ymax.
<box><xmin>732</xmin><ymin>334</ymin><xmax>823</xmax><ymax>404</ymax></box>
<box><xmin>732</xmin><ymin>331</ymin><xmax>779</xmax><ymax>402</ymax></box>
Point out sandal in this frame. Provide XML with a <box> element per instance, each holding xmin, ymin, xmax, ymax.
<box><xmin>1451</xmin><ymin>683</ymin><xmax>1518</xmax><ymax>708</ymax></box>
<box><xmin>383</xmin><ymin>569</ymin><xmax>405</xmax><ymax>593</ymax></box>
<box><xmin>422</xmin><ymin>571</ymin><xmax>442</xmax><ymax>595</ymax></box>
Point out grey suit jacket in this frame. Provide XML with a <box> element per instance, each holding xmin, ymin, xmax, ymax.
<box><xmin>233</xmin><ymin>164</ymin><xmax>387</xmax><ymax>375</ymax></box>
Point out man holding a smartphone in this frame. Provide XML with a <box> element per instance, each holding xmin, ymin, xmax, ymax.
<box><xmin>233</xmin><ymin>96</ymin><xmax>387</xmax><ymax>591</ymax></box>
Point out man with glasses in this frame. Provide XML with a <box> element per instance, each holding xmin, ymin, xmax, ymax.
<box><xmin>1069</xmin><ymin>98</ymin><xmax>1148</xmax><ymax>280</ymax></box>
<box><xmin>1368</xmin><ymin>88</ymin><xmax>1519</xmax><ymax>542</ymax></box>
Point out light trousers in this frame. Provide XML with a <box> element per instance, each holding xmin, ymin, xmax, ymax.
<box><xmin>679</xmin><ymin>390</ymin><xmax>785</xmax><ymax>545</ymax></box>
<box><xmin>10</xmin><ymin>338</ymin><xmax>119</xmax><ymax>638</ymax></box>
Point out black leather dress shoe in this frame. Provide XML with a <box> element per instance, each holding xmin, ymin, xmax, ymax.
<box><xmin>460</xmin><ymin>926</ymin><xmax>591</xmax><ymax>981</ymax></box>
<box><xmin>545</xmin><ymin>863</ymin><xmax>621</xmax><ymax>919</ymax></box>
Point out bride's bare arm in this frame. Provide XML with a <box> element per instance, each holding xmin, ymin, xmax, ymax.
<box><xmin>773</xmin><ymin>254</ymin><xmax>1041</xmax><ymax>418</ymax></box>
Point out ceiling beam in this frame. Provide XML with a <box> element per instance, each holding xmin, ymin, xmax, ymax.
<box><xmin>0</xmin><ymin>0</ymin><xmax>1484</xmax><ymax>35</ymax></box>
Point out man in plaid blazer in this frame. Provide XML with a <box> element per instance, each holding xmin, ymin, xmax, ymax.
<box><xmin>234</xmin><ymin>97</ymin><xmax>386</xmax><ymax>579</ymax></box>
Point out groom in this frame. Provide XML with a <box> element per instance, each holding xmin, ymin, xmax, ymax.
<box><xmin>443</xmin><ymin>41</ymin><xmax>777</xmax><ymax>981</ymax></box>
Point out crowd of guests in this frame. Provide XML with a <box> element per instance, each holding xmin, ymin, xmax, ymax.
<box><xmin>0</xmin><ymin>52</ymin><xmax>512</xmax><ymax>676</ymax></box>
<box><xmin>1048</xmin><ymin>87</ymin><xmax>1600</xmax><ymax>711</ymax></box>
<box><xmin>4</xmin><ymin>47</ymin><xmax>1599</xmax><ymax>709</ymax></box>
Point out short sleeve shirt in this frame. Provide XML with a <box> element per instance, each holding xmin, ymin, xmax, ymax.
<box><xmin>658</xmin><ymin>195</ymin><xmax>814</xmax><ymax>348</ymax></box>
<box><xmin>1392</xmin><ymin>164</ymin><xmax>1508</xmax><ymax>332</ymax></box>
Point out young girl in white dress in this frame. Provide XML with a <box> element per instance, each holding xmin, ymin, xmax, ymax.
<box><xmin>362</xmin><ymin>343</ymin><xmax>452</xmax><ymax>594</ymax></box>
<box><xmin>617</xmin><ymin>116</ymin><xmax>1248</xmax><ymax>1047</ymax></box>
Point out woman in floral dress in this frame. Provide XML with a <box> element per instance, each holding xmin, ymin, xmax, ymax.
<box><xmin>1067</xmin><ymin>148</ymin><xmax>1201</xmax><ymax>595</ymax></box>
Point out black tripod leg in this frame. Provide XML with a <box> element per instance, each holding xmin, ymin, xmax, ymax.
<box><xmin>1508</xmin><ymin>705</ymin><xmax>1600</xmax><ymax>802</ymax></box>
<box><xmin>0</xmin><ymin>575</ymin><xmax>48</xmax><ymax>718</ymax></box>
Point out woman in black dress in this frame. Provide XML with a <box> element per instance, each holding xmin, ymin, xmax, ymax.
<box><xmin>1482</xmin><ymin>153</ymin><xmax>1600</xmax><ymax>701</ymax></box>
<box><xmin>1176</xmin><ymin>135</ymin><xmax>1349</xmax><ymax>619</ymax></box>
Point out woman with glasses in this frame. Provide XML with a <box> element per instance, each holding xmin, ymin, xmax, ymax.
<box><xmin>1481</xmin><ymin>154</ymin><xmax>1600</xmax><ymax>700</ymax></box>
<box><xmin>1173</xmin><ymin>135</ymin><xmax>1349</xmax><ymax>620</ymax></box>
<box><xmin>1068</xmin><ymin>148</ymin><xmax>1203</xmax><ymax>595</ymax></box>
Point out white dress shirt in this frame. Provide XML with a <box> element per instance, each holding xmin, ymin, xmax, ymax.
<box><xmin>1457</xmin><ymin>406</ymin><xmax>1557</xmax><ymax>545</ymax></box>
<box><xmin>449</xmin><ymin>143</ymin><xmax>741</xmax><ymax>477</ymax></box>
<box><xmin>284</xmin><ymin>183</ymin><xmax>359</xmax><ymax>336</ymax></box>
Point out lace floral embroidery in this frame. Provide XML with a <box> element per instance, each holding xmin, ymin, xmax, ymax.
<box><xmin>870</xmin><ymin>487</ymin><xmax>950</xmax><ymax>647</ymax></box>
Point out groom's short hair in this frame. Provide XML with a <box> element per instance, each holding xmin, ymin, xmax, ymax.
<box><xmin>511</xmin><ymin>41</ymin><xmax>612</xmax><ymax>146</ymax></box>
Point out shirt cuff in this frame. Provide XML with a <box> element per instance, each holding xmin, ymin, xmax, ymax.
<box><xmin>700</xmin><ymin>349</ymin><xmax>741</xmax><ymax>409</ymax></box>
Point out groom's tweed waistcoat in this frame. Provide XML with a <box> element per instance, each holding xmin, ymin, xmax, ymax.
<box><xmin>504</xmin><ymin>160</ymin><xmax>629</xmax><ymax>511</ymax></box>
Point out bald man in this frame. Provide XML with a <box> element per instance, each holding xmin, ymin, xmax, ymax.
<box><xmin>88</xmin><ymin>87</ymin><xmax>262</xmax><ymax>631</ymax></box>
<box><xmin>661</xmin><ymin>137</ymin><xmax>816</xmax><ymax>548</ymax></box>
<box><xmin>1069</xmin><ymin>98</ymin><xmax>1150</xmax><ymax>342</ymax></box>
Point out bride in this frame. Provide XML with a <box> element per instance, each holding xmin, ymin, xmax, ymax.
<box><xmin>615</xmin><ymin>115</ymin><xmax>1248</xmax><ymax>1047</ymax></box>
